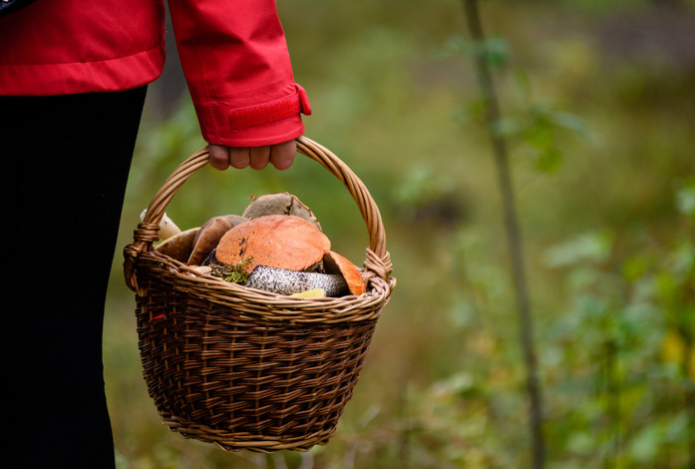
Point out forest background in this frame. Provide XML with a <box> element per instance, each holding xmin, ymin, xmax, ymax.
<box><xmin>104</xmin><ymin>0</ymin><xmax>695</xmax><ymax>467</ymax></box>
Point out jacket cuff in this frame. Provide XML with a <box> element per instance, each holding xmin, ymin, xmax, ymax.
<box><xmin>198</xmin><ymin>84</ymin><xmax>312</xmax><ymax>147</ymax></box>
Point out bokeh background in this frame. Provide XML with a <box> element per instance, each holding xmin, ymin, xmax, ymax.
<box><xmin>104</xmin><ymin>0</ymin><xmax>695</xmax><ymax>467</ymax></box>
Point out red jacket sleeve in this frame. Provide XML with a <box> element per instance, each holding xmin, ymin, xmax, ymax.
<box><xmin>168</xmin><ymin>0</ymin><xmax>311</xmax><ymax>147</ymax></box>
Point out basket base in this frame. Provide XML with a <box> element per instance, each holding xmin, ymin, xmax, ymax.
<box><xmin>165</xmin><ymin>418</ymin><xmax>336</xmax><ymax>453</ymax></box>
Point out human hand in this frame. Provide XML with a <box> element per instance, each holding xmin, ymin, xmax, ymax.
<box><xmin>207</xmin><ymin>141</ymin><xmax>296</xmax><ymax>171</ymax></box>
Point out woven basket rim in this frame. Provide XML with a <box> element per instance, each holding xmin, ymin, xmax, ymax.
<box><xmin>124</xmin><ymin>136</ymin><xmax>396</xmax><ymax>304</ymax></box>
<box><xmin>136</xmin><ymin>249</ymin><xmax>393</xmax><ymax>322</ymax></box>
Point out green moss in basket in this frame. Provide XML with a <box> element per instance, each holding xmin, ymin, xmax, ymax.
<box><xmin>210</xmin><ymin>257</ymin><xmax>254</xmax><ymax>284</ymax></box>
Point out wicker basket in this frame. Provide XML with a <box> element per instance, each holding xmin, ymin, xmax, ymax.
<box><xmin>123</xmin><ymin>136</ymin><xmax>395</xmax><ymax>452</ymax></box>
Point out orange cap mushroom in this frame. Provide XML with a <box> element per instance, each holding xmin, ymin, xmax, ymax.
<box><xmin>215</xmin><ymin>215</ymin><xmax>331</xmax><ymax>272</ymax></box>
<box><xmin>323</xmin><ymin>251</ymin><xmax>366</xmax><ymax>296</ymax></box>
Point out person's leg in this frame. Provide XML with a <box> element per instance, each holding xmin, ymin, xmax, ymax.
<box><xmin>3</xmin><ymin>85</ymin><xmax>147</xmax><ymax>468</ymax></box>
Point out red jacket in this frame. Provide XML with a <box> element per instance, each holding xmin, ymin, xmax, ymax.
<box><xmin>0</xmin><ymin>0</ymin><xmax>310</xmax><ymax>147</ymax></box>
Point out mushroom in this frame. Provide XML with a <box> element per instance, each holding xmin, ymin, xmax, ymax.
<box><xmin>245</xmin><ymin>265</ymin><xmax>349</xmax><ymax>296</ymax></box>
<box><xmin>323</xmin><ymin>251</ymin><xmax>366</xmax><ymax>296</ymax></box>
<box><xmin>188</xmin><ymin>265</ymin><xmax>212</xmax><ymax>275</ymax></box>
<box><xmin>187</xmin><ymin>214</ymin><xmax>247</xmax><ymax>265</ymax></box>
<box><xmin>292</xmin><ymin>288</ymin><xmax>327</xmax><ymax>299</ymax></box>
<box><xmin>214</xmin><ymin>215</ymin><xmax>330</xmax><ymax>273</ymax></box>
<box><xmin>140</xmin><ymin>209</ymin><xmax>181</xmax><ymax>241</ymax></box>
<box><xmin>155</xmin><ymin>227</ymin><xmax>199</xmax><ymax>263</ymax></box>
<box><xmin>242</xmin><ymin>192</ymin><xmax>321</xmax><ymax>231</ymax></box>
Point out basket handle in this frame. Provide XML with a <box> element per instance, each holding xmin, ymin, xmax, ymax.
<box><xmin>124</xmin><ymin>136</ymin><xmax>393</xmax><ymax>291</ymax></box>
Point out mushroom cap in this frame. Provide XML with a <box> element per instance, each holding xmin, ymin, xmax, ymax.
<box><xmin>188</xmin><ymin>215</ymin><xmax>247</xmax><ymax>265</ymax></box>
<box><xmin>242</xmin><ymin>192</ymin><xmax>321</xmax><ymax>231</ymax></box>
<box><xmin>215</xmin><ymin>215</ymin><xmax>331</xmax><ymax>272</ymax></box>
<box><xmin>141</xmin><ymin>209</ymin><xmax>182</xmax><ymax>241</ymax></box>
<box><xmin>155</xmin><ymin>227</ymin><xmax>199</xmax><ymax>263</ymax></box>
<box><xmin>323</xmin><ymin>251</ymin><xmax>366</xmax><ymax>296</ymax></box>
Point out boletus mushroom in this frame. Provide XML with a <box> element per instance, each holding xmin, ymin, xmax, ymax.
<box><xmin>214</xmin><ymin>214</ymin><xmax>331</xmax><ymax>273</ymax></box>
<box><xmin>242</xmin><ymin>192</ymin><xmax>321</xmax><ymax>231</ymax></box>
<box><xmin>245</xmin><ymin>266</ymin><xmax>349</xmax><ymax>297</ymax></box>
<box><xmin>187</xmin><ymin>214</ymin><xmax>247</xmax><ymax>265</ymax></box>
<box><xmin>155</xmin><ymin>227</ymin><xmax>199</xmax><ymax>263</ymax></box>
<box><xmin>323</xmin><ymin>251</ymin><xmax>366</xmax><ymax>296</ymax></box>
<box><xmin>140</xmin><ymin>209</ymin><xmax>182</xmax><ymax>241</ymax></box>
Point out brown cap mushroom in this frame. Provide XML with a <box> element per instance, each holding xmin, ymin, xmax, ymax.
<box><xmin>242</xmin><ymin>192</ymin><xmax>321</xmax><ymax>231</ymax></box>
<box><xmin>155</xmin><ymin>227</ymin><xmax>199</xmax><ymax>263</ymax></box>
<box><xmin>215</xmin><ymin>215</ymin><xmax>330</xmax><ymax>272</ymax></box>
<box><xmin>187</xmin><ymin>215</ymin><xmax>247</xmax><ymax>265</ymax></box>
<box><xmin>323</xmin><ymin>251</ymin><xmax>366</xmax><ymax>296</ymax></box>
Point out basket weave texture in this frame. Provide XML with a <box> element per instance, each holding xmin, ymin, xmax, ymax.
<box><xmin>123</xmin><ymin>137</ymin><xmax>395</xmax><ymax>452</ymax></box>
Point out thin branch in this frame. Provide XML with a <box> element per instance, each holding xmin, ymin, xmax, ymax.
<box><xmin>460</xmin><ymin>1</ymin><xmax>546</xmax><ymax>467</ymax></box>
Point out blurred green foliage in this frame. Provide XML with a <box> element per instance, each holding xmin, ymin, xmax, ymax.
<box><xmin>104</xmin><ymin>1</ymin><xmax>695</xmax><ymax>467</ymax></box>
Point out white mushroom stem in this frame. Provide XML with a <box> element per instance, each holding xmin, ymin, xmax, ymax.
<box><xmin>140</xmin><ymin>209</ymin><xmax>182</xmax><ymax>241</ymax></box>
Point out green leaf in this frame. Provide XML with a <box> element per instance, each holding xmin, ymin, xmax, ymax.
<box><xmin>545</xmin><ymin>231</ymin><xmax>614</xmax><ymax>268</ymax></box>
<box><xmin>628</xmin><ymin>423</ymin><xmax>661</xmax><ymax>461</ymax></box>
<box><xmin>534</xmin><ymin>147</ymin><xmax>563</xmax><ymax>174</ymax></box>
<box><xmin>566</xmin><ymin>431</ymin><xmax>595</xmax><ymax>455</ymax></box>
<box><xmin>550</xmin><ymin>111</ymin><xmax>587</xmax><ymax>135</ymax></box>
<box><xmin>622</xmin><ymin>255</ymin><xmax>651</xmax><ymax>282</ymax></box>
<box><xmin>676</xmin><ymin>181</ymin><xmax>695</xmax><ymax>218</ymax></box>
<box><xmin>492</xmin><ymin>116</ymin><xmax>524</xmax><ymax>137</ymax></box>
<box><xmin>483</xmin><ymin>36</ymin><xmax>511</xmax><ymax>68</ymax></box>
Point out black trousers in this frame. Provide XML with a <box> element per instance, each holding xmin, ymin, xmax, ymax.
<box><xmin>3</xmin><ymin>86</ymin><xmax>147</xmax><ymax>468</ymax></box>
